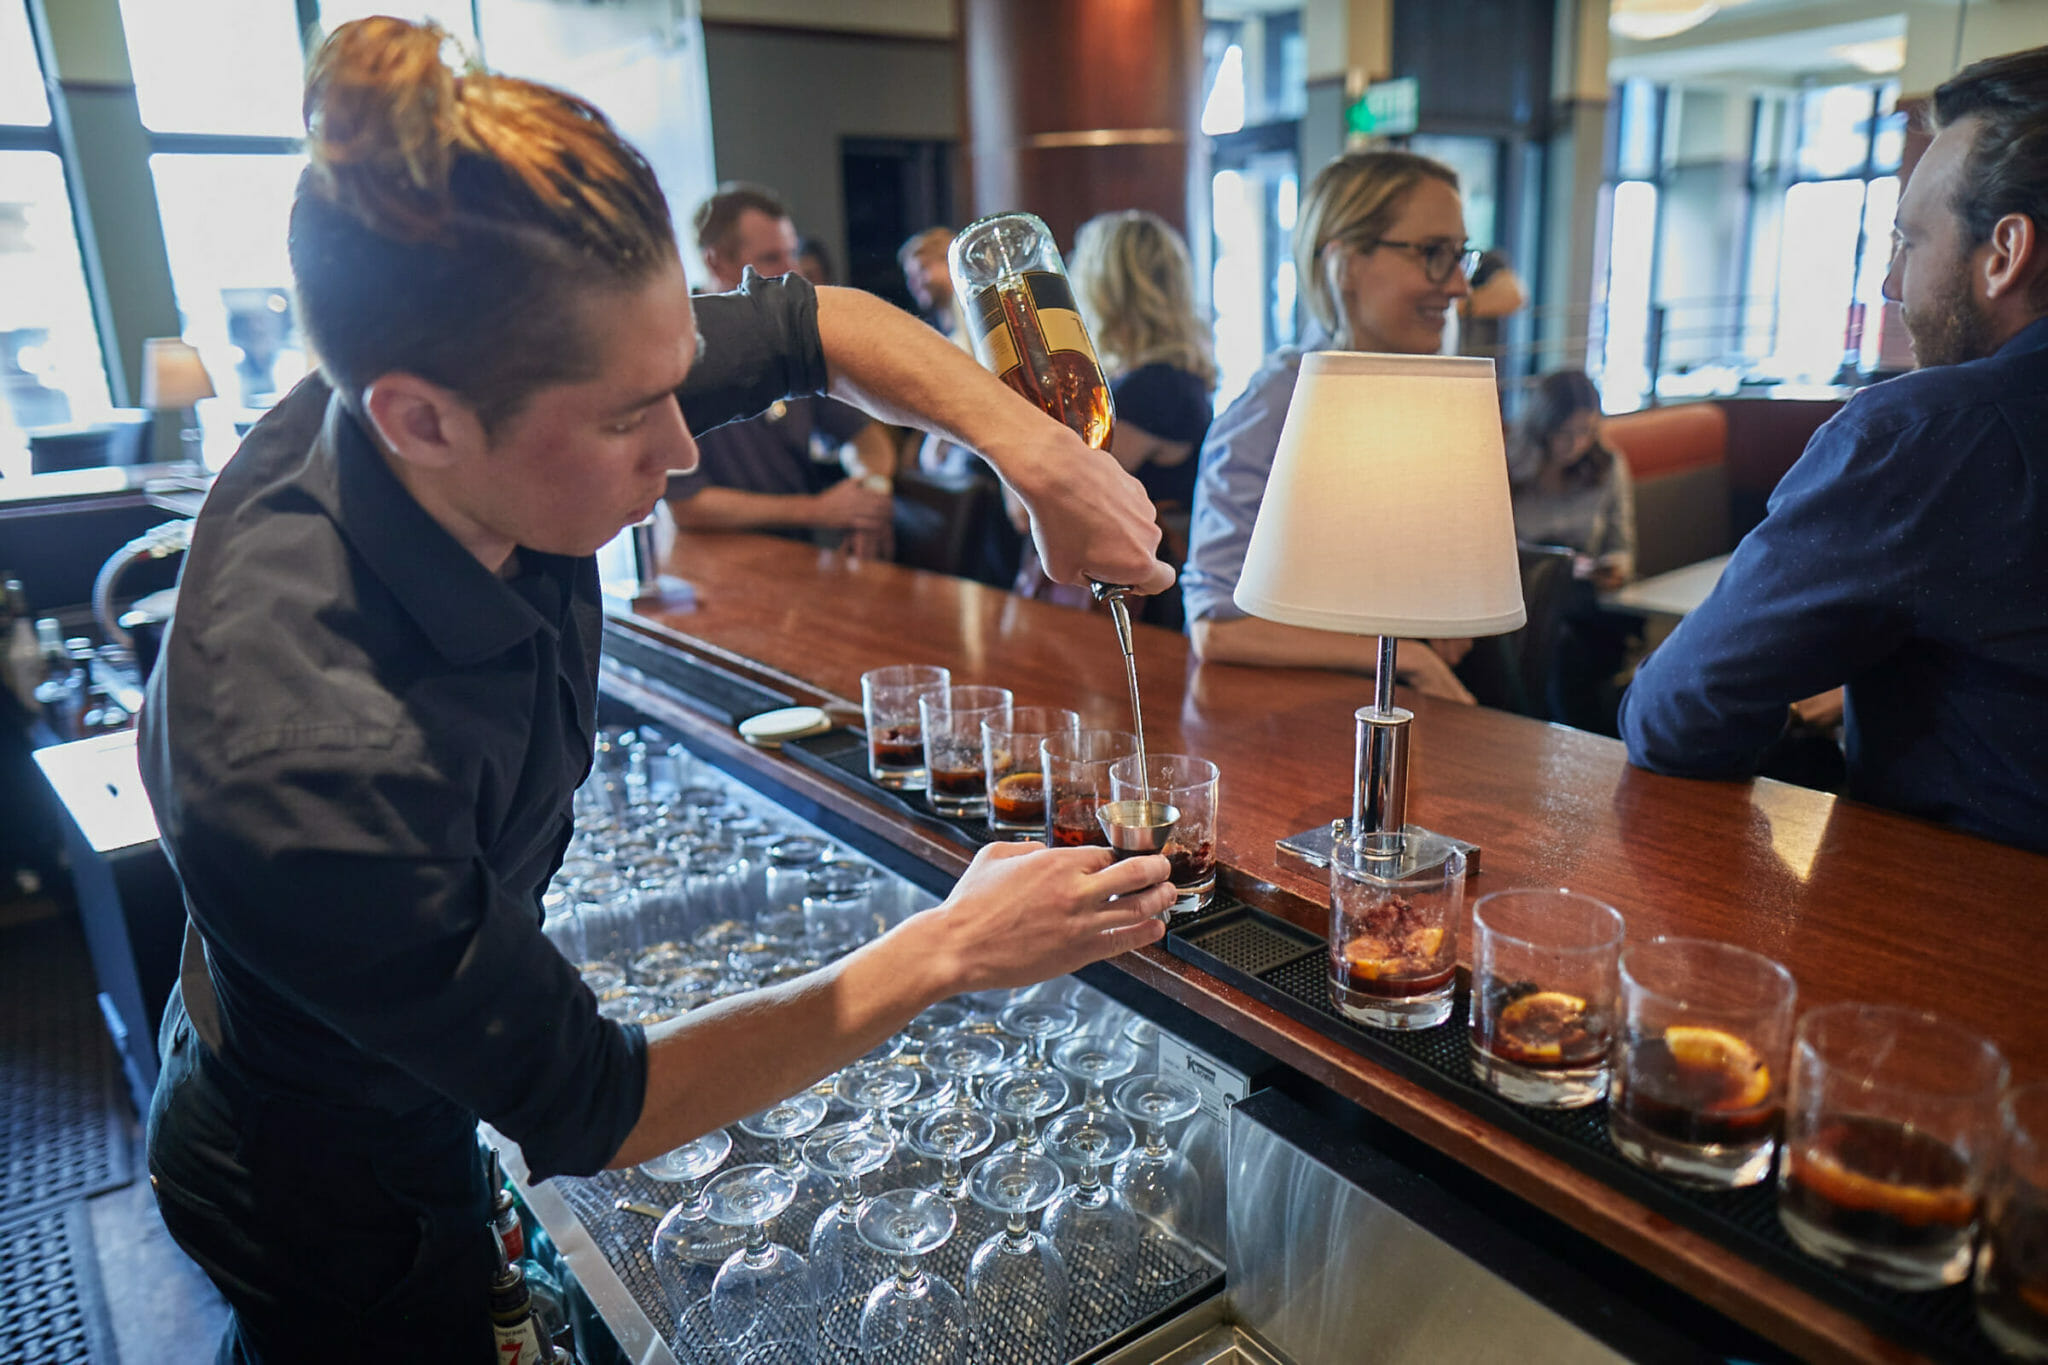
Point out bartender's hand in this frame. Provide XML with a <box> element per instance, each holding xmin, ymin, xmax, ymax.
<box><xmin>912</xmin><ymin>841</ymin><xmax>1173</xmax><ymax>990</ymax></box>
<box><xmin>813</xmin><ymin>285</ymin><xmax>1171</xmax><ymax>595</ymax></box>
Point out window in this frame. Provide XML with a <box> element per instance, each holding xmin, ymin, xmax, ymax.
<box><xmin>119</xmin><ymin>0</ymin><xmax>304</xmax><ymax>137</ymax></box>
<box><xmin>1</xmin><ymin>4</ymin><xmax>112</xmax><ymax>477</ymax></box>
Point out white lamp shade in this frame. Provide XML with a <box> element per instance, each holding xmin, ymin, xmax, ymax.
<box><xmin>141</xmin><ymin>337</ymin><xmax>216</xmax><ymax>409</ymax></box>
<box><xmin>1233</xmin><ymin>351</ymin><xmax>1526</xmax><ymax>638</ymax></box>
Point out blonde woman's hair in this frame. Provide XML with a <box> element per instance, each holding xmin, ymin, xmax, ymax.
<box><xmin>292</xmin><ymin>17</ymin><xmax>676</xmax><ymax>431</ymax></box>
<box><xmin>1293</xmin><ymin>149</ymin><xmax>1458</xmax><ymax>347</ymax></box>
<box><xmin>1068</xmin><ymin>210</ymin><xmax>1217</xmax><ymax>392</ymax></box>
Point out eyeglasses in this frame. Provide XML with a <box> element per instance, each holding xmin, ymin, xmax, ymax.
<box><xmin>1368</xmin><ymin>238</ymin><xmax>1483</xmax><ymax>285</ymax></box>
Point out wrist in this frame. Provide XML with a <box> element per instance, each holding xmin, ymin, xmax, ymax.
<box><xmin>873</xmin><ymin>906</ymin><xmax>964</xmax><ymax>1005</ymax></box>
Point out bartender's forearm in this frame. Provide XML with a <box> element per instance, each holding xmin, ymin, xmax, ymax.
<box><xmin>609</xmin><ymin>920</ymin><xmax>950</xmax><ymax>1169</ymax></box>
<box><xmin>1190</xmin><ymin>617</ymin><xmax>1476</xmax><ymax>704</ymax></box>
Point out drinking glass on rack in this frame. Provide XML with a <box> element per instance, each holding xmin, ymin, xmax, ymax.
<box><xmin>737</xmin><ymin>1091</ymin><xmax>834</xmax><ymax>1206</ymax></box>
<box><xmin>647</xmin><ymin>1128</ymin><xmax>741</xmax><ymax>1316</ymax></box>
<box><xmin>1326</xmin><ymin>837</ymin><xmax>1464</xmax><ymax>1030</ymax></box>
<box><xmin>1979</xmin><ymin>1083</ymin><xmax>2048</xmax><ymax>1358</ymax></box>
<box><xmin>987</xmin><ymin>1068</ymin><xmax>1072</xmax><ymax>1155</ymax></box>
<box><xmin>919</xmin><ymin>685</ymin><xmax>1014</xmax><ymax>818</ymax></box>
<box><xmin>968</xmin><ymin>1151</ymin><xmax>1072</xmax><ymax>1365</ymax></box>
<box><xmin>856</xmin><ymin>1188</ymin><xmax>971</xmax><ymax>1363</ymax></box>
<box><xmin>1608</xmin><ymin>937</ymin><xmax>1796</xmax><ymax>1189</ymax></box>
<box><xmin>906</xmin><ymin>1107</ymin><xmax>998</xmax><ymax>1205</ymax></box>
<box><xmin>803</xmin><ymin>871</ymin><xmax>879</xmax><ymax>959</ymax></box>
<box><xmin>836</xmin><ymin>1061</ymin><xmax>925</xmax><ymax>1141</ymax></box>
<box><xmin>702</xmin><ymin>1164</ymin><xmax>820</xmax><ymax>1363</ymax></box>
<box><xmin>862</xmin><ymin>664</ymin><xmax>951</xmax><ymax>790</ymax></box>
<box><xmin>569</xmin><ymin>868</ymin><xmax>637</xmax><ymax>969</ymax></box>
<box><xmin>539</xmin><ymin>887</ymin><xmax>585</xmax><ymax>964</ymax></box>
<box><xmin>905</xmin><ymin>1001</ymin><xmax>970</xmax><ymax>1044</ymax></box>
<box><xmin>982</xmin><ymin>707</ymin><xmax>1081</xmax><ymax>837</ymax></box>
<box><xmin>761</xmin><ymin>836</ymin><xmax>830</xmax><ymax>944</ymax></box>
<box><xmin>998</xmin><ymin>1000</ymin><xmax>1079</xmax><ymax>1069</ymax></box>
<box><xmin>1042</xmin><ymin>730</ymin><xmax>1138</xmax><ymax>848</ymax></box>
<box><xmin>1109</xmin><ymin>754</ymin><xmax>1220</xmax><ymax>910</ymax></box>
<box><xmin>803</xmin><ymin>1120</ymin><xmax>898</xmax><ymax>1350</ymax></box>
<box><xmin>925</xmin><ymin>1029</ymin><xmax>1007</xmax><ymax>1113</ymax></box>
<box><xmin>1777</xmin><ymin>1002</ymin><xmax>2007</xmax><ymax>1290</ymax></box>
<box><xmin>1042</xmin><ymin>1110</ymin><xmax>1141</xmax><ymax>1297</ymax></box>
<box><xmin>680</xmin><ymin>843</ymin><xmax>745</xmax><ymax>941</ymax></box>
<box><xmin>1053</xmin><ymin>1034</ymin><xmax>1142</xmax><ymax>1114</ymax></box>
<box><xmin>1469</xmin><ymin>888</ymin><xmax>1625</xmax><ymax>1109</ymax></box>
<box><xmin>1111</xmin><ymin>1073</ymin><xmax>1205</xmax><ymax>1288</ymax></box>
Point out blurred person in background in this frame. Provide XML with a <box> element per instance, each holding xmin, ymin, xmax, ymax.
<box><xmin>1622</xmin><ymin>45</ymin><xmax>2048</xmax><ymax>852</ymax></box>
<box><xmin>668</xmin><ymin>183</ymin><xmax>901</xmax><ymax>558</ymax></box>
<box><xmin>1507</xmin><ymin>369</ymin><xmax>1639</xmax><ymax>731</ymax></box>
<box><xmin>1180</xmin><ymin>149</ymin><xmax>1482</xmax><ymax>701</ymax></box>
<box><xmin>1011</xmin><ymin>210</ymin><xmax>1215</xmax><ymax>629</ymax></box>
<box><xmin>796</xmin><ymin>235</ymin><xmax>836</xmax><ymax>288</ymax></box>
<box><xmin>899</xmin><ymin>226</ymin><xmax>959</xmax><ymax>338</ymax></box>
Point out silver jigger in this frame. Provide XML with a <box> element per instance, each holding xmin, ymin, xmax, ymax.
<box><xmin>1096</xmin><ymin>799</ymin><xmax>1179</xmax><ymax>857</ymax></box>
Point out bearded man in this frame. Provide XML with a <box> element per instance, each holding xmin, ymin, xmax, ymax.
<box><xmin>1620</xmin><ymin>45</ymin><xmax>2048</xmax><ymax>854</ymax></box>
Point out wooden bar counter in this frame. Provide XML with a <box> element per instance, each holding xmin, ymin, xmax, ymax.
<box><xmin>609</xmin><ymin>533</ymin><xmax>2046</xmax><ymax>1365</ymax></box>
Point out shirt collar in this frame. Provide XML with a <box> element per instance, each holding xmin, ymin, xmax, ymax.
<box><xmin>1997</xmin><ymin>314</ymin><xmax>2048</xmax><ymax>359</ymax></box>
<box><xmin>319</xmin><ymin>391</ymin><xmax>555</xmax><ymax>667</ymax></box>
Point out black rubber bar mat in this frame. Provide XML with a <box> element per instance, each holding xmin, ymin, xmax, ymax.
<box><xmin>602</xmin><ymin>627</ymin><xmax>794</xmax><ymax>729</ymax></box>
<box><xmin>0</xmin><ymin>916</ymin><xmax>134</xmax><ymax>1223</ymax></box>
<box><xmin>1164</xmin><ymin>905</ymin><xmax>2000</xmax><ymax>1364</ymax></box>
<box><xmin>0</xmin><ymin>1202</ymin><xmax>120</xmax><ymax>1365</ymax></box>
<box><xmin>548</xmin><ymin>1122</ymin><xmax>1221</xmax><ymax>1363</ymax></box>
<box><xmin>781</xmin><ymin>729</ymin><xmax>1012</xmax><ymax>856</ymax></box>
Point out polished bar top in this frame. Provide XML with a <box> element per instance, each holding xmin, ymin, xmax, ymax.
<box><xmin>617</xmin><ymin>532</ymin><xmax>2047</xmax><ymax>1364</ymax></box>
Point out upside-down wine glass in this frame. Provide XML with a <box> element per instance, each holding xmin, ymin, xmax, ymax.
<box><xmin>1112</xmin><ymin>1073</ymin><xmax>1205</xmax><ymax>1290</ymax></box>
<box><xmin>925</xmin><ymin>1029</ymin><xmax>1007</xmax><ymax>1114</ymax></box>
<box><xmin>856</xmin><ymin>1188</ymin><xmax>971</xmax><ymax>1364</ymax></box>
<box><xmin>703</xmin><ymin>1164</ymin><xmax>820</xmax><ymax>1364</ymax></box>
<box><xmin>987</xmin><ymin>1068</ymin><xmax>1072</xmax><ymax>1156</ymax></box>
<box><xmin>999</xmin><ymin>1000</ymin><xmax>1080</xmax><ymax>1070</ymax></box>
<box><xmin>802</xmin><ymin>1120</ymin><xmax>897</xmax><ymax>1351</ymax></box>
<box><xmin>736</xmin><ymin>1091</ymin><xmax>834</xmax><ymax>1206</ymax></box>
<box><xmin>1042</xmin><ymin>1109</ymin><xmax>1142</xmax><ymax>1307</ymax></box>
<box><xmin>968</xmin><ymin>1151</ymin><xmax>1072</xmax><ymax>1365</ymax></box>
<box><xmin>645</xmin><ymin>1129</ymin><xmax>739</xmax><ymax>1325</ymax></box>
<box><xmin>1053</xmin><ymin>1033</ymin><xmax>1141</xmax><ymax>1114</ymax></box>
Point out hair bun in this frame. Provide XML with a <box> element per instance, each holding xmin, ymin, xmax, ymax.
<box><xmin>303</xmin><ymin>17</ymin><xmax>469</xmax><ymax>241</ymax></box>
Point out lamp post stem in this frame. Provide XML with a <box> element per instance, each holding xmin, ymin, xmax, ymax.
<box><xmin>1352</xmin><ymin>635</ymin><xmax>1411</xmax><ymax>863</ymax></box>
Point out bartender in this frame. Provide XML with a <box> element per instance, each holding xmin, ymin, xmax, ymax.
<box><xmin>139</xmin><ymin>18</ymin><xmax>1176</xmax><ymax>1362</ymax></box>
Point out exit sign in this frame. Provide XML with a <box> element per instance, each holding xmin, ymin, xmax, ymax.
<box><xmin>1346</xmin><ymin>76</ymin><xmax>1420</xmax><ymax>137</ymax></box>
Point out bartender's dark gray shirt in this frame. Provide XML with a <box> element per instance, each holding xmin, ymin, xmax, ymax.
<box><xmin>139</xmin><ymin>272</ymin><xmax>830</xmax><ymax>1181</ymax></box>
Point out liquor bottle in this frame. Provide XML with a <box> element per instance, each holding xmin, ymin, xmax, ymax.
<box><xmin>488</xmin><ymin>1233</ymin><xmax>548</xmax><ymax>1365</ymax></box>
<box><xmin>3</xmin><ymin>578</ymin><xmax>39</xmax><ymax>711</ymax></box>
<box><xmin>32</xmin><ymin>622</ymin><xmax>84</xmax><ymax>740</ymax></box>
<box><xmin>948</xmin><ymin>211</ymin><xmax>1114</xmax><ymax>451</ymax></box>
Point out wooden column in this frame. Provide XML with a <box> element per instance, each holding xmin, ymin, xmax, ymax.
<box><xmin>960</xmin><ymin>0</ymin><xmax>1203</xmax><ymax>247</ymax></box>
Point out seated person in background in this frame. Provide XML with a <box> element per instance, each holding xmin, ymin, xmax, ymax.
<box><xmin>667</xmin><ymin>183</ymin><xmax>900</xmax><ymax>558</ymax></box>
<box><xmin>1011</xmin><ymin>210</ymin><xmax>1214</xmax><ymax>628</ymax></box>
<box><xmin>1621</xmin><ymin>45</ymin><xmax>2048</xmax><ymax>854</ymax></box>
<box><xmin>900</xmin><ymin>226</ymin><xmax>961</xmax><ymax>339</ymax></box>
<box><xmin>1507</xmin><ymin>369</ymin><xmax>1639</xmax><ymax>732</ymax></box>
<box><xmin>1181</xmin><ymin>150</ymin><xmax>1481</xmax><ymax>701</ymax></box>
<box><xmin>796</xmin><ymin>235</ymin><xmax>836</xmax><ymax>288</ymax></box>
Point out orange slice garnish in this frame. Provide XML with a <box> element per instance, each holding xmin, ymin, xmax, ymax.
<box><xmin>1663</xmin><ymin>1025</ymin><xmax>1771</xmax><ymax>1111</ymax></box>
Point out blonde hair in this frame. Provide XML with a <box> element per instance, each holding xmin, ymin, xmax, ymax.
<box><xmin>1068</xmin><ymin>211</ymin><xmax>1217</xmax><ymax>391</ymax></box>
<box><xmin>1293</xmin><ymin>150</ymin><xmax>1458</xmax><ymax>347</ymax></box>
<box><xmin>292</xmin><ymin>17</ymin><xmax>676</xmax><ymax>430</ymax></box>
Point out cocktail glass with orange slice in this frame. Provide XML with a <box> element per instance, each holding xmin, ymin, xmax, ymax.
<box><xmin>1469</xmin><ymin>889</ymin><xmax>1624</xmax><ymax>1108</ymax></box>
<box><xmin>1778</xmin><ymin>1002</ymin><xmax>2006</xmax><ymax>1290</ymax></box>
<box><xmin>1327</xmin><ymin>837</ymin><xmax>1465</xmax><ymax>1029</ymax></box>
<box><xmin>1608</xmin><ymin>937</ymin><xmax>1796</xmax><ymax>1188</ymax></box>
<box><xmin>1980</xmin><ymin>1082</ymin><xmax>2048</xmax><ymax>1358</ymax></box>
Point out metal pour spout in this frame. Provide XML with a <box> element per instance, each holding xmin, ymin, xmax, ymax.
<box><xmin>1090</xmin><ymin>580</ymin><xmax>1136</xmax><ymax>659</ymax></box>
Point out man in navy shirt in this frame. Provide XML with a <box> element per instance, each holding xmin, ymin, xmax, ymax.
<box><xmin>1621</xmin><ymin>46</ymin><xmax>2048</xmax><ymax>853</ymax></box>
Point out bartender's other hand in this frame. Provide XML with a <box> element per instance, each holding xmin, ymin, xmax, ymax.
<box><xmin>811</xmin><ymin>479</ymin><xmax>893</xmax><ymax>533</ymax></box>
<box><xmin>1002</xmin><ymin>428</ymin><xmax>1172</xmax><ymax>595</ymax></box>
<box><xmin>923</xmin><ymin>841</ymin><xmax>1171</xmax><ymax>991</ymax></box>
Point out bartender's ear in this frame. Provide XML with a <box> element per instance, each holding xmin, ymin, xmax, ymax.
<box><xmin>361</xmin><ymin>372</ymin><xmax>488</xmax><ymax>471</ymax></box>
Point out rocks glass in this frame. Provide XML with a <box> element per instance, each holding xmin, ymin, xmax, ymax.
<box><xmin>1042</xmin><ymin>730</ymin><xmax>1139</xmax><ymax>848</ymax></box>
<box><xmin>1980</xmin><ymin>1082</ymin><xmax>2048</xmax><ymax>1358</ymax></box>
<box><xmin>1469</xmin><ymin>889</ymin><xmax>1624</xmax><ymax>1109</ymax></box>
<box><xmin>1109</xmin><ymin>754</ymin><xmax>1220</xmax><ymax>910</ymax></box>
<box><xmin>982</xmin><ymin>707</ymin><xmax>1081</xmax><ymax>836</ymax></box>
<box><xmin>1326</xmin><ymin>838</ymin><xmax>1465</xmax><ymax>1030</ymax></box>
<box><xmin>1608</xmin><ymin>937</ymin><xmax>1796</xmax><ymax>1189</ymax></box>
<box><xmin>918</xmin><ymin>686</ymin><xmax>1014</xmax><ymax>818</ymax></box>
<box><xmin>861</xmin><ymin>664</ymin><xmax>951</xmax><ymax>790</ymax></box>
<box><xmin>1777</xmin><ymin>1002</ymin><xmax>2007</xmax><ymax>1290</ymax></box>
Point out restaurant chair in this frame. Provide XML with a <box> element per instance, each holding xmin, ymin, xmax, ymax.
<box><xmin>891</xmin><ymin>466</ymin><xmax>993</xmax><ymax>578</ymax></box>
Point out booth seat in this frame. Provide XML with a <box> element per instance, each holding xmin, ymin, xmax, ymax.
<box><xmin>1603</xmin><ymin>395</ymin><xmax>1843</xmax><ymax>578</ymax></box>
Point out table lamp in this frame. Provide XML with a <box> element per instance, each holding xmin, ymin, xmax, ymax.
<box><xmin>141</xmin><ymin>338</ymin><xmax>215</xmax><ymax>466</ymax></box>
<box><xmin>1233</xmin><ymin>351</ymin><xmax>1525</xmax><ymax>876</ymax></box>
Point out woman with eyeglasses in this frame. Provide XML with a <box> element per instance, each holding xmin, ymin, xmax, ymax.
<box><xmin>1180</xmin><ymin>149</ymin><xmax>1482</xmax><ymax>699</ymax></box>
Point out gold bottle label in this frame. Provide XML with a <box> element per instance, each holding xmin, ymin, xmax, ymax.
<box><xmin>967</xmin><ymin>271</ymin><xmax>1100</xmax><ymax>382</ymax></box>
